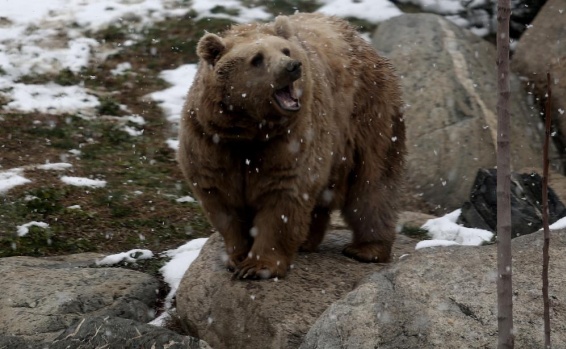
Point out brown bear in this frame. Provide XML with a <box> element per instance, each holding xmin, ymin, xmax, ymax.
<box><xmin>178</xmin><ymin>13</ymin><xmax>406</xmax><ymax>279</ymax></box>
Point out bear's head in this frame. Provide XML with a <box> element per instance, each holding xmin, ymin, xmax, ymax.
<box><xmin>196</xmin><ymin>16</ymin><xmax>308</xmax><ymax>131</ymax></box>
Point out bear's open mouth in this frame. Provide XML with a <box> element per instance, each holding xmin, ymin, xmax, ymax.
<box><xmin>274</xmin><ymin>84</ymin><xmax>300</xmax><ymax>111</ymax></box>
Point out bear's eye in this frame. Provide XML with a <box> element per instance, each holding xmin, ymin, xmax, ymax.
<box><xmin>251</xmin><ymin>53</ymin><xmax>264</xmax><ymax>67</ymax></box>
<box><xmin>282</xmin><ymin>48</ymin><xmax>291</xmax><ymax>57</ymax></box>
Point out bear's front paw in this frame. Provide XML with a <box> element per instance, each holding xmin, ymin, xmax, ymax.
<box><xmin>343</xmin><ymin>242</ymin><xmax>392</xmax><ymax>263</ymax></box>
<box><xmin>234</xmin><ymin>255</ymin><xmax>289</xmax><ymax>280</ymax></box>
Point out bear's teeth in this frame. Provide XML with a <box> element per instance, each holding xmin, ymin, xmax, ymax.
<box><xmin>275</xmin><ymin>85</ymin><xmax>300</xmax><ymax>111</ymax></box>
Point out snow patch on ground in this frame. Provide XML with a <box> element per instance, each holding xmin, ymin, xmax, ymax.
<box><xmin>0</xmin><ymin>169</ymin><xmax>30</xmax><ymax>194</ymax></box>
<box><xmin>176</xmin><ymin>196</ymin><xmax>196</xmax><ymax>203</ymax></box>
<box><xmin>60</xmin><ymin>176</ymin><xmax>107</xmax><ymax>188</ymax></box>
<box><xmin>36</xmin><ymin>163</ymin><xmax>73</xmax><ymax>171</ymax></box>
<box><xmin>317</xmin><ymin>0</ymin><xmax>402</xmax><ymax>23</ymax></box>
<box><xmin>4</xmin><ymin>83</ymin><xmax>100</xmax><ymax>115</ymax></box>
<box><xmin>191</xmin><ymin>0</ymin><xmax>271</xmax><ymax>23</ymax></box>
<box><xmin>166</xmin><ymin>139</ymin><xmax>180</xmax><ymax>151</ymax></box>
<box><xmin>111</xmin><ymin>62</ymin><xmax>132</xmax><ymax>76</ymax></box>
<box><xmin>150</xmin><ymin>64</ymin><xmax>198</xmax><ymax>123</ymax></box>
<box><xmin>0</xmin><ymin>0</ymin><xmax>196</xmax><ymax>115</ymax></box>
<box><xmin>395</xmin><ymin>0</ymin><xmax>464</xmax><ymax>14</ymax></box>
<box><xmin>17</xmin><ymin>221</ymin><xmax>50</xmax><ymax>237</ymax></box>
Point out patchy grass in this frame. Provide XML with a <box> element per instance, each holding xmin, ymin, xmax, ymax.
<box><xmin>0</xmin><ymin>16</ymin><xmax>237</xmax><ymax>259</ymax></box>
<box><xmin>345</xmin><ymin>17</ymin><xmax>378</xmax><ymax>34</ymax></box>
<box><xmin>399</xmin><ymin>226</ymin><xmax>431</xmax><ymax>240</ymax></box>
<box><xmin>0</xmin><ymin>110</ymin><xmax>213</xmax><ymax>258</ymax></box>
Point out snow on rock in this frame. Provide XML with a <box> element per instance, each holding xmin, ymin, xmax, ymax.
<box><xmin>61</xmin><ymin>176</ymin><xmax>107</xmax><ymax>188</ymax></box>
<box><xmin>317</xmin><ymin>0</ymin><xmax>403</xmax><ymax>23</ymax></box>
<box><xmin>550</xmin><ymin>216</ymin><xmax>566</xmax><ymax>230</ymax></box>
<box><xmin>418</xmin><ymin>209</ymin><xmax>494</xmax><ymax>249</ymax></box>
<box><xmin>415</xmin><ymin>239</ymin><xmax>460</xmax><ymax>250</ymax></box>
<box><xmin>148</xmin><ymin>311</ymin><xmax>172</xmax><ymax>327</ymax></box>
<box><xmin>96</xmin><ymin>249</ymin><xmax>154</xmax><ymax>265</ymax></box>
<box><xmin>17</xmin><ymin>221</ymin><xmax>50</xmax><ymax>237</ymax></box>
<box><xmin>159</xmin><ymin>238</ymin><xmax>208</xmax><ymax>310</ymax></box>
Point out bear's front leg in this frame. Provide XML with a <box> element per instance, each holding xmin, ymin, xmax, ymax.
<box><xmin>235</xmin><ymin>199</ymin><xmax>310</xmax><ymax>279</ymax></box>
<box><xmin>198</xmin><ymin>198</ymin><xmax>252</xmax><ymax>270</ymax></box>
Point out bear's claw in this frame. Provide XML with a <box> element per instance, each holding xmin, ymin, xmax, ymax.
<box><xmin>233</xmin><ymin>258</ymin><xmax>287</xmax><ymax>279</ymax></box>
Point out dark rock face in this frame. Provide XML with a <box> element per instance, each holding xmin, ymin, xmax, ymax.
<box><xmin>50</xmin><ymin>316</ymin><xmax>211</xmax><ymax>349</ymax></box>
<box><xmin>459</xmin><ymin>168</ymin><xmax>566</xmax><ymax>237</ymax></box>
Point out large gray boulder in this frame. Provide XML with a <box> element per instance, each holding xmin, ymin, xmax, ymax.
<box><xmin>176</xmin><ymin>230</ymin><xmax>419</xmax><ymax>349</ymax></box>
<box><xmin>372</xmin><ymin>14</ymin><xmax>550</xmax><ymax>211</ymax></box>
<box><xmin>301</xmin><ymin>229</ymin><xmax>566</xmax><ymax>348</ymax></box>
<box><xmin>512</xmin><ymin>0</ymin><xmax>566</xmax><ymax>168</ymax></box>
<box><xmin>0</xmin><ymin>253</ymin><xmax>159</xmax><ymax>342</ymax></box>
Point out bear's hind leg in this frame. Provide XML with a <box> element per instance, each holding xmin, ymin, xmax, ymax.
<box><xmin>300</xmin><ymin>206</ymin><xmax>330</xmax><ymax>252</ymax></box>
<box><xmin>341</xmin><ymin>176</ymin><xmax>399</xmax><ymax>263</ymax></box>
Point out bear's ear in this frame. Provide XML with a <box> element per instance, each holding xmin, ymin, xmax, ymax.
<box><xmin>197</xmin><ymin>33</ymin><xmax>226</xmax><ymax>65</ymax></box>
<box><xmin>274</xmin><ymin>15</ymin><xmax>293</xmax><ymax>39</ymax></box>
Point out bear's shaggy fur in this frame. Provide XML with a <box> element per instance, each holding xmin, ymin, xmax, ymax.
<box><xmin>178</xmin><ymin>13</ymin><xmax>406</xmax><ymax>279</ymax></box>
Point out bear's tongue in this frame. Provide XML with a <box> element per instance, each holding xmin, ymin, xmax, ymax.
<box><xmin>274</xmin><ymin>85</ymin><xmax>300</xmax><ymax>111</ymax></box>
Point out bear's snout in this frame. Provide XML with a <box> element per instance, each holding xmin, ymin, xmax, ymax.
<box><xmin>286</xmin><ymin>60</ymin><xmax>302</xmax><ymax>80</ymax></box>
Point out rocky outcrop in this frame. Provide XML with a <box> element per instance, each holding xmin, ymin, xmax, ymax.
<box><xmin>0</xmin><ymin>253</ymin><xmax>212</xmax><ymax>348</ymax></box>
<box><xmin>512</xmin><ymin>0</ymin><xmax>566</xmax><ymax>167</ymax></box>
<box><xmin>0</xmin><ymin>253</ymin><xmax>158</xmax><ymax>342</ymax></box>
<box><xmin>176</xmin><ymin>230</ymin><xmax>420</xmax><ymax>349</ymax></box>
<box><xmin>372</xmin><ymin>13</ymin><xmax>552</xmax><ymax>211</ymax></box>
<box><xmin>301</xmin><ymin>229</ymin><xmax>566</xmax><ymax>349</ymax></box>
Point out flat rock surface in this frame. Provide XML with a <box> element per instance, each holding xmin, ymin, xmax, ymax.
<box><xmin>0</xmin><ymin>253</ymin><xmax>159</xmax><ymax>342</ymax></box>
<box><xmin>176</xmin><ymin>230</ymin><xmax>419</xmax><ymax>349</ymax></box>
<box><xmin>301</xmin><ymin>229</ymin><xmax>566</xmax><ymax>349</ymax></box>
